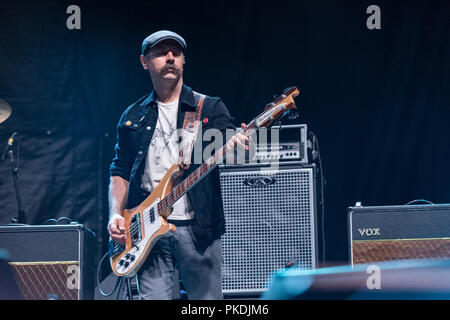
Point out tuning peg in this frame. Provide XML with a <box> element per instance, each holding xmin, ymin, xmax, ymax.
<box><xmin>274</xmin><ymin>93</ymin><xmax>287</xmax><ymax>100</ymax></box>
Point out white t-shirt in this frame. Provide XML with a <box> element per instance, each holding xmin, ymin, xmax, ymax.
<box><xmin>141</xmin><ymin>99</ymin><xmax>194</xmax><ymax>220</ymax></box>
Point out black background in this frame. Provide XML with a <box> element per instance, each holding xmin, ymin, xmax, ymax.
<box><xmin>0</xmin><ymin>0</ymin><xmax>449</xmax><ymax>271</ymax></box>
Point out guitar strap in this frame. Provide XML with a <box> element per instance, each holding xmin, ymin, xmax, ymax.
<box><xmin>178</xmin><ymin>91</ymin><xmax>205</xmax><ymax>170</ymax></box>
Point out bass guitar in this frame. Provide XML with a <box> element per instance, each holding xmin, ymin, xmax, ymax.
<box><xmin>109</xmin><ymin>86</ymin><xmax>300</xmax><ymax>277</ymax></box>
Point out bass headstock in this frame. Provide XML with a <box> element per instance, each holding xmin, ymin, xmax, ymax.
<box><xmin>253</xmin><ymin>86</ymin><xmax>300</xmax><ymax>128</ymax></box>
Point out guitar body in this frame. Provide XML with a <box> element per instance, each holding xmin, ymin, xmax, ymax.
<box><xmin>109</xmin><ymin>163</ymin><xmax>181</xmax><ymax>278</ymax></box>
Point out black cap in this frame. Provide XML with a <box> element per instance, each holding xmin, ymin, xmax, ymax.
<box><xmin>141</xmin><ymin>30</ymin><xmax>187</xmax><ymax>55</ymax></box>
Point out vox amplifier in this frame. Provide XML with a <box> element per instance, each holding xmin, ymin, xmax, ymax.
<box><xmin>0</xmin><ymin>223</ymin><xmax>95</xmax><ymax>300</ymax></box>
<box><xmin>348</xmin><ymin>204</ymin><xmax>450</xmax><ymax>265</ymax></box>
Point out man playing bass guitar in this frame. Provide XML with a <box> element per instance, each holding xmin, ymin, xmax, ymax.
<box><xmin>108</xmin><ymin>30</ymin><xmax>249</xmax><ymax>300</ymax></box>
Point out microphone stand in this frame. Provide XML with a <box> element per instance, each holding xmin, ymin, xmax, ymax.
<box><xmin>6</xmin><ymin>142</ymin><xmax>26</xmax><ymax>225</ymax></box>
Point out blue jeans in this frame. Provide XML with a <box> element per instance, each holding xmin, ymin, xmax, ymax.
<box><xmin>137</xmin><ymin>220</ymin><xmax>223</xmax><ymax>300</ymax></box>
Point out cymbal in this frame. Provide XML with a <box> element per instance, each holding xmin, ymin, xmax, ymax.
<box><xmin>0</xmin><ymin>99</ymin><xmax>12</xmax><ymax>124</ymax></box>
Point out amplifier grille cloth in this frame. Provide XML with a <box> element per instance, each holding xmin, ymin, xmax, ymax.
<box><xmin>352</xmin><ymin>239</ymin><xmax>450</xmax><ymax>265</ymax></box>
<box><xmin>220</xmin><ymin>167</ymin><xmax>316</xmax><ymax>294</ymax></box>
<box><xmin>10</xmin><ymin>262</ymin><xmax>80</xmax><ymax>300</ymax></box>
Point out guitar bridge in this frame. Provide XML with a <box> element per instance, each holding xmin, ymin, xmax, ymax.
<box><xmin>108</xmin><ymin>240</ymin><xmax>125</xmax><ymax>258</ymax></box>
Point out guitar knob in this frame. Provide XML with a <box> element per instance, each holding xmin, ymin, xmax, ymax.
<box><xmin>124</xmin><ymin>261</ymin><xmax>130</xmax><ymax>268</ymax></box>
<box><xmin>118</xmin><ymin>259</ymin><xmax>124</xmax><ymax>266</ymax></box>
<box><xmin>125</xmin><ymin>253</ymin><xmax>131</xmax><ymax>260</ymax></box>
<box><xmin>130</xmin><ymin>255</ymin><xmax>135</xmax><ymax>262</ymax></box>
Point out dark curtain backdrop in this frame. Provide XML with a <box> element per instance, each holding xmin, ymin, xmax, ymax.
<box><xmin>0</xmin><ymin>0</ymin><xmax>449</xmax><ymax>266</ymax></box>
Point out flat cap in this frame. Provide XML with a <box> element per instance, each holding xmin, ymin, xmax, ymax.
<box><xmin>141</xmin><ymin>30</ymin><xmax>187</xmax><ymax>55</ymax></box>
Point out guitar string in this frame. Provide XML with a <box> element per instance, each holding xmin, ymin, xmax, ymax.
<box><xmin>124</xmin><ymin>156</ymin><xmax>221</xmax><ymax>237</ymax></box>
<box><xmin>115</xmin><ymin>125</ymin><xmax>259</xmax><ymax>245</ymax></box>
<box><xmin>114</xmin><ymin>90</ymin><xmax>293</xmax><ymax>245</ymax></box>
<box><xmin>111</xmin><ymin>98</ymin><xmax>296</xmax><ymax>256</ymax></box>
<box><xmin>121</xmin><ymin>160</ymin><xmax>219</xmax><ymax>238</ymax></box>
<box><xmin>118</xmin><ymin>127</ymin><xmax>258</xmax><ymax>243</ymax></box>
<box><xmin>119</xmin><ymin>146</ymin><xmax>228</xmax><ymax>241</ymax></box>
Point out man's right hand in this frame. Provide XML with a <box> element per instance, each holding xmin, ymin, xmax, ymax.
<box><xmin>107</xmin><ymin>213</ymin><xmax>127</xmax><ymax>244</ymax></box>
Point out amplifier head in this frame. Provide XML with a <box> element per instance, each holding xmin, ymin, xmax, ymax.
<box><xmin>229</xmin><ymin>124</ymin><xmax>309</xmax><ymax>165</ymax></box>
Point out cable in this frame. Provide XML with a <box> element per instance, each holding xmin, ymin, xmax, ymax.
<box><xmin>41</xmin><ymin>218</ymin><xmax>58</xmax><ymax>225</ymax></box>
<box><xmin>57</xmin><ymin>217</ymin><xmax>73</xmax><ymax>224</ymax></box>
<box><xmin>135</xmin><ymin>274</ymin><xmax>142</xmax><ymax>300</ymax></box>
<box><xmin>309</xmin><ymin>130</ymin><xmax>326</xmax><ymax>266</ymax></box>
<box><xmin>404</xmin><ymin>199</ymin><xmax>434</xmax><ymax>205</ymax></box>
<box><xmin>96</xmin><ymin>251</ymin><xmax>122</xmax><ymax>297</ymax></box>
<box><xmin>40</xmin><ymin>217</ymin><xmax>74</xmax><ymax>225</ymax></box>
<box><xmin>115</xmin><ymin>277</ymin><xmax>124</xmax><ymax>300</ymax></box>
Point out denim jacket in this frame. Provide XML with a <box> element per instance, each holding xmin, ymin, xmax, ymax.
<box><xmin>110</xmin><ymin>84</ymin><xmax>235</xmax><ymax>243</ymax></box>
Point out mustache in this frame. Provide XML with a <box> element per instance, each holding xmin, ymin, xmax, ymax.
<box><xmin>161</xmin><ymin>63</ymin><xmax>181</xmax><ymax>75</ymax></box>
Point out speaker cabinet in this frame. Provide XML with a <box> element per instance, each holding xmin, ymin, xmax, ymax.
<box><xmin>219</xmin><ymin>163</ymin><xmax>318</xmax><ymax>296</ymax></box>
<box><xmin>348</xmin><ymin>204</ymin><xmax>450</xmax><ymax>265</ymax></box>
<box><xmin>0</xmin><ymin>224</ymin><xmax>95</xmax><ymax>300</ymax></box>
